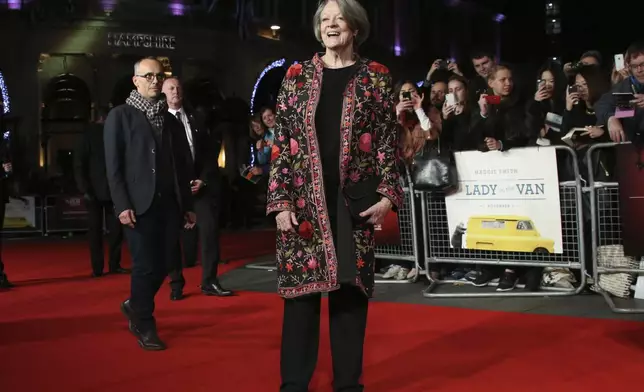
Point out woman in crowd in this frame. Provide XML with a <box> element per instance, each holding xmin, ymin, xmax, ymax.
<box><xmin>563</xmin><ymin>64</ymin><xmax>613</xmax><ymax>279</ymax></box>
<box><xmin>527</xmin><ymin>61</ymin><xmax>567</xmax><ymax>143</ymax></box>
<box><xmin>562</xmin><ymin>64</ymin><xmax>613</xmax><ymax>181</ymax></box>
<box><xmin>256</xmin><ymin>107</ymin><xmax>276</xmax><ymax>170</ymax></box>
<box><xmin>471</xmin><ymin>64</ymin><xmax>532</xmax><ymax>291</ymax></box>
<box><xmin>381</xmin><ymin>80</ymin><xmax>430</xmax><ymax>281</ymax></box>
<box><xmin>266</xmin><ymin>0</ymin><xmax>402</xmax><ymax>390</ymax></box>
<box><xmin>441</xmin><ymin>75</ymin><xmax>477</xmax><ymax>152</ymax></box>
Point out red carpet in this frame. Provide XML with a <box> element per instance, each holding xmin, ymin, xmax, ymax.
<box><xmin>1</xmin><ymin>232</ymin><xmax>644</xmax><ymax>391</ymax></box>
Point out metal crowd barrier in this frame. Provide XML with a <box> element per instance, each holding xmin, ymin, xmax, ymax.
<box><xmin>421</xmin><ymin>145</ymin><xmax>587</xmax><ymax>298</ymax></box>
<box><xmin>44</xmin><ymin>195</ymin><xmax>90</xmax><ymax>235</ymax></box>
<box><xmin>587</xmin><ymin>142</ymin><xmax>644</xmax><ymax>313</ymax></box>
<box><xmin>374</xmin><ymin>183</ymin><xmax>423</xmax><ymax>284</ymax></box>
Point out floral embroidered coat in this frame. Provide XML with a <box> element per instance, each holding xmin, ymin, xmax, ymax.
<box><xmin>266</xmin><ymin>54</ymin><xmax>404</xmax><ymax>299</ymax></box>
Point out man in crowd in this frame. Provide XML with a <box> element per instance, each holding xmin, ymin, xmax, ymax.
<box><xmin>74</xmin><ymin>107</ymin><xmax>125</xmax><ymax>277</ymax></box>
<box><xmin>104</xmin><ymin>57</ymin><xmax>196</xmax><ymax>351</ymax></box>
<box><xmin>596</xmin><ymin>41</ymin><xmax>644</xmax><ymax>142</ymax></box>
<box><xmin>161</xmin><ymin>77</ymin><xmax>232</xmax><ymax>300</ymax></box>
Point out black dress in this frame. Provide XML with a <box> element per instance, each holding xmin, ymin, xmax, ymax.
<box><xmin>315</xmin><ymin>63</ymin><xmax>359</xmax><ymax>285</ymax></box>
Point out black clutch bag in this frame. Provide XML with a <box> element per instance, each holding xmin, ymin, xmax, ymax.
<box><xmin>343</xmin><ymin>176</ymin><xmax>381</xmax><ymax>225</ymax></box>
<box><xmin>411</xmin><ymin>139</ymin><xmax>458</xmax><ymax>193</ymax></box>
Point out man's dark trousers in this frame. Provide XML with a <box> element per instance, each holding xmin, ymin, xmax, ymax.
<box><xmin>87</xmin><ymin>199</ymin><xmax>123</xmax><ymax>275</ymax></box>
<box><xmin>168</xmin><ymin>191</ymin><xmax>221</xmax><ymax>291</ymax></box>
<box><xmin>124</xmin><ymin>193</ymin><xmax>181</xmax><ymax>332</ymax></box>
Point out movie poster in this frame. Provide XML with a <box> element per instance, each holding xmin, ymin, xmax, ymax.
<box><xmin>444</xmin><ymin>148</ymin><xmax>563</xmax><ymax>254</ymax></box>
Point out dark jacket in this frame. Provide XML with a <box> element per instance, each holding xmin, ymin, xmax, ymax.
<box><xmin>74</xmin><ymin>123</ymin><xmax>111</xmax><ymax>201</ymax></box>
<box><xmin>104</xmin><ymin>104</ymin><xmax>194</xmax><ymax>216</ymax></box>
<box><xmin>595</xmin><ymin>78</ymin><xmax>644</xmax><ymax>142</ymax></box>
<box><xmin>171</xmin><ymin>107</ymin><xmax>221</xmax><ymax>197</ymax></box>
<box><xmin>471</xmin><ymin>94</ymin><xmax>532</xmax><ymax>151</ymax></box>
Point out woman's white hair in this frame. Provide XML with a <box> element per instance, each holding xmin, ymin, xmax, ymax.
<box><xmin>313</xmin><ymin>0</ymin><xmax>370</xmax><ymax>48</ymax></box>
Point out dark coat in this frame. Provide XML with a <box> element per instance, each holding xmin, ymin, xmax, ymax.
<box><xmin>104</xmin><ymin>104</ymin><xmax>194</xmax><ymax>216</ymax></box>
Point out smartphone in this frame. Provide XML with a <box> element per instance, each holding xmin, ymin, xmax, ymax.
<box><xmin>536</xmin><ymin>79</ymin><xmax>544</xmax><ymax>91</ymax></box>
<box><xmin>402</xmin><ymin>91</ymin><xmax>412</xmax><ymax>101</ymax></box>
<box><xmin>613</xmin><ymin>92</ymin><xmax>635</xmax><ymax>108</ymax></box>
<box><xmin>485</xmin><ymin>95</ymin><xmax>501</xmax><ymax>105</ymax></box>
<box><xmin>615</xmin><ymin>54</ymin><xmax>625</xmax><ymax>71</ymax></box>
<box><xmin>569</xmin><ymin>85</ymin><xmax>578</xmax><ymax>94</ymax></box>
<box><xmin>445</xmin><ymin>93</ymin><xmax>456</xmax><ymax>106</ymax></box>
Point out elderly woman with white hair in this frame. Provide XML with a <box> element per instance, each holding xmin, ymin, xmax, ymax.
<box><xmin>266</xmin><ymin>0</ymin><xmax>402</xmax><ymax>390</ymax></box>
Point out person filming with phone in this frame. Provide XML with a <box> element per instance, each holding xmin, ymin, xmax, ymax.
<box><xmin>472</xmin><ymin>64</ymin><xmax>531</xmax><ymax>154</ymax></box>
<box><xmin>440</xmin><ymin>75</ymin><xmax>477</xmax><ymax>152</ymax></box>
<box><xmin>596</xmin><ymin>42</ymin><xmax>644</xmax><ymax>143</ymax></box>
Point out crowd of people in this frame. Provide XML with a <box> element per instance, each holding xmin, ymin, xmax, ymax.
<box><xmin>380</xmin><ymin>43</ymin><xmax>644</xmax><ymax>292</ymax></box>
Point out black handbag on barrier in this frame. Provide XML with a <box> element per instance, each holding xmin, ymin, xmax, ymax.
<box><xmin>343</xmin><ymin>176</ymin><xmax>381</xmax><ymax>225</ymax></box>
<box><xmin>411</xmin><ymin>138</ymin><xmax>458</xmax><ymax>192</ymax></box>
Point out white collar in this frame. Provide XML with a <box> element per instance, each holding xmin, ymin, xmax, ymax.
<box><xmin>168</xmin><ymin>107</ymin><xmax>184</xmax><ymax>116</ymax></box>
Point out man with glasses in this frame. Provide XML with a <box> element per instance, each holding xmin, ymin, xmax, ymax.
<box><xmin>596</xmin><ymin>42</ymin><xmax>644</xmax><ymax>142</ymax></box>
<box><xmin>104</xmin><ymin>56</ymin><xmax>196</xmax><ymax>350</ymax></box>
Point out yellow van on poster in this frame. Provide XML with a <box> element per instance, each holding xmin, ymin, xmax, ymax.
<box><xmin>463</xmin><ymin>215</ymin><xmax>554</xmax><ymax>254</ymax></box>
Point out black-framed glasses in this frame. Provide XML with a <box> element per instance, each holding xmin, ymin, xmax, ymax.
<box><xmin>136</xmin><ymin>73</ymin><xmax>166</xmax><ymax>82</ymax></box>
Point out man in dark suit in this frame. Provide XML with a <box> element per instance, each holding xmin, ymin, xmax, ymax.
<box><xmin>104</xmin><ymin>57</ymin><xmax>196</xmax><ymax>351</ymax></box>
<box><xmin>74</xmin><ymin>107</ymin><xmax>125</xmax><ymax>277</ymax></box>
<box><xmin>162</xmin><ymin>77</ymin><xmax>232</xmax><ymax>300</ymax></box>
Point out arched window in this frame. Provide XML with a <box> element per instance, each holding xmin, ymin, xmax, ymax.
<box><xmin>250</xmin><ymin>58</ymin><xmax>287</xmax><ymax>114</ymax></box>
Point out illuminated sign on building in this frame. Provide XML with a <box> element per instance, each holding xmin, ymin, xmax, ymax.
<box><xmin>107</xmin><ymin>33</ymin><xmax>176</xmax><ymax>50</ymax></box>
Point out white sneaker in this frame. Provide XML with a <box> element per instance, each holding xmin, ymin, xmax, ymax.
<box><xmin>396</xmin><ymin>268</ymin><xmax>410</xmax><ymax>280</ymax></box>
<box><xmin>407</xmin><ymin>268</ymin><xmax>418</xmax><ymax>280</ymax></box>
<box><xmin>382</xmin><ymin>265</ymin><xmax>400</xmax><ymax>279</ymax></box>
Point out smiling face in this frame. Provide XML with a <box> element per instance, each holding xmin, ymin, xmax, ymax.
<box><xmin>319</xmin><ymin>0</ymin><xmax>354</xmax><ymax>51</ymax></box>
<box><xmin>261</xmin><ymin>108</ymin><xmax>276</xmax><ymax>129</ymax></box>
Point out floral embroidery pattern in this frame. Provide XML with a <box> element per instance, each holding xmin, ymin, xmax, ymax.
<box><xmin>266</xmin><ymin>53</ymin><xmax>403</xmax><ymax>299</ymax></box>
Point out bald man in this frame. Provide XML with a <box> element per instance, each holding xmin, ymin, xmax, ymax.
<box><xmin>104</xmin><ymin>57</ymin><xmax>195</xmax><ymax>350</ymax></box>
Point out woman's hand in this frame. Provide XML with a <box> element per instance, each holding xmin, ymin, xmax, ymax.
<box><xmin>442</xmin><ymin>101</ymin><xmax>455</xmax><ymax>119</ymax></box>
<box><xmin>396</xmin><ymin>100</ymin><xmax>413</xmax><ymax>116</ymax></box>
<box><xmin>359</xmin><ymin>198</ymin><xmax>393</xmax><ymax>225</ymax></box>
<box><xmin>540</xmin><ymin>127</ymin><xmax>548</xmax><ymax>138</ymax></box>
<box><xmin>411</xmin><ymin>92</ymin><xmax>424</xmax><ymax>110</ymax></box>
<box><xmin>584</xmin><ymin>126</ymin><xmax>605</xmax><ymax>139</ymax></box>
<box><xmin>534</xmin><ymin>86</ymin><xmax>549</xmax><ymax>102</ymax></box>
<box><xmin>276</xmin><ymin>211</ymin><xmax>298</xmax><ymax>232</ymax></box>
<box><xmin>485</xmin><ymin>137</ymin><xmax>502</xmax><ymax>151</ymax></box>
<box><xmin>256</xmin><ymin>139</ymin><xmax>265</xmax><ymax>150</ymax></box>
<box><xmin>565</xmin><ymin>88</ymin><xmax>579</xmax><ymax>111</ymax></box>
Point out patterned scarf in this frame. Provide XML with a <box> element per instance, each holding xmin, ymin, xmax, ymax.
<box><xmin>125</xmin><ymin>90</ymin><xmax>167</xmax><ymax>131</ymax></box>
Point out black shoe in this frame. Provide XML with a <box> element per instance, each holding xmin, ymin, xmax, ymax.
<box><xmin>120</xmin><ymin>300</ymin><xmax>138</xmax><ymax>336</ymax></box>
<box><xmin>120</xmin><ymin>300</ymin><xmax>166</xmax><ymax>351</ymax></box>
<box><xmin>91</xmin><ymin>272</ymin><xmax>104</xmax><ymax>278</ymax></box>
<box><xmin>136</xmin><ymin>329</ymin><xmax>167</xmax><ymax>351</ymax></box>
<box><xmin>201</xmin><ymin>281</ymin><xmax>233</xmax><ymax>297</ymax></box>
<box><xmin>109</xmin><ymin>268</ymin><xmax>130</xmax><ymax>274</ymax></box>
<box><xmin>0</xmin><ymin>274</ymin><xmax>13</xmax><ymax>289</ymax></box>
<box><xmin>497</xmin><ymin>271</ymin><xmax>518</xmax><ymax>292</ymax></box>
<box><xmin>170</xmin><ymin>291</ymin><xmax>184</xmax><ymax>301</ymax></box>
<box><xmin>472</xmin><ymin>269</ymin><xmax>496</xmax><ymax>287</ymax></box>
